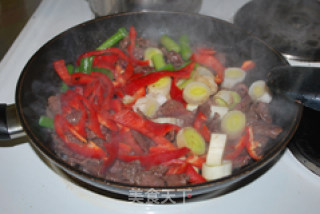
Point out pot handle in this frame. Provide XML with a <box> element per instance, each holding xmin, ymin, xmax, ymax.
<box><xmin>0</xmin><ymin>104</ymin><xmax>25</xmax><ymax>140</ymax></box>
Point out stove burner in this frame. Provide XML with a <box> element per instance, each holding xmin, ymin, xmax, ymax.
<box><xmin>289</xmin><ymin>107</ymin><xmax>320</xmax><ymax>176</ymax></box>
<box><xmin>234</xmin><ymin>0</ymin><xmax>320</xmax><ymax>61</ymax></box>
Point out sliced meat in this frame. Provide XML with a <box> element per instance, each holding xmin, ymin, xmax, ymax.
<box><xmin>233</xmin><ymin>83</ymin><xmax>249</xmax><ymax>98</ymax></box>
<box><xmin>156</xmin><ymin>99</ymin><xmax>191</xmax><ymax>117</ymax></box>
<box><xmin>46</xmin><ymin>95</ymin><xmax>61</xmax><ymax>117</ymax></box>
<box><xmin>234</xmin><ymin>94</ymin><xmax>252</xmax><ymax>112</ymax></box>
<box><xmin>130</xmin><ymin>130</ymin><xmax>156</xmax><ymax>153</ymax></box>
<box><xmin>156</xmin><ymin>100</ymin><xmax>195</xmax><ymax>126</ymax></box>
<box><xmin>164</xmin><ymin>174</ymin><xmax>188</xmax><ymax>186</ymax></box>
<box><xmin>206</xmin><ymin>112</ymin><xmax>221</xmax><ymax>132</ymax></box>
<box><xmin>119</xmin><ymin>35</ymin><xmax>130</xmax><ymax>50</ymax></box>
<box><xmin>165</xmin><ymin>51</ymin><xmax>184</xmax><ymax>68</ymax></box>
<box><xmin>251</xmin><ymin>102</ymin><xmax>272</xmax><ymax>123</ymax></box>
<box><xmin>249</xmin><ymin>121</ymin><xmax>283</xmax><ymax>139</ymax></box>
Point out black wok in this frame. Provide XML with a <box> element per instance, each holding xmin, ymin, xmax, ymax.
<box><xmin>0</xmin><ymin>12</ymin><xmax>302</xmax><ymax>199</ymax></box>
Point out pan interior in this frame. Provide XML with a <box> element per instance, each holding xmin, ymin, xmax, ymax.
<box><xmin>16</xmin><ymin>12</ymin><xmax>301</xmax><ymax>193</ymax></box>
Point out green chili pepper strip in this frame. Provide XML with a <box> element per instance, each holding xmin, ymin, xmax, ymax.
<box><xmin>179</xmin><ymin>34</ymin><xmax>192</xmax><ymax>60</ymax></box>
<box><xmin>97</xmin><ymin>27</ymin><xmax>128</xmax><ymax>50</ymax></box>
<box><xmin>160</xmin><ymin>34</ymin><xmax>181</xmax><ymax>53</ymax></box>
<box><xmin>39</xmin><ymin>116</ymin><xmax>54</xmax><ymax>129</ymax></box>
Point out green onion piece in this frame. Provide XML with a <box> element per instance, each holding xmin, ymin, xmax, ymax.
<box><xmin>96</xmin><ymin>27</ymin><xmax>128</xmax><ymax>50</ymax></box>
<box><xmin>39</xmin><ymin>116</ymin><xmax>54</xmax><ymax>129</ymax></box>
<box><xmin>160</xmin><ymin>34</ymin><xmax>181</xmax><ymax>53</ymax></box>
<box><xmin>66</xmin><ymin>64</ymin><xmax>74</xmax><ymax>74</ymax></box>
<box><xmin>179</xmin><ymin>34</ymin><xmax>192</xmax><ymax>60</ymax></box>
<box><xmin>79</xmin><ymin>56</ymin><xmax>94</xmax><ymax>74</ymax></box>
<box><xmin>152</xmin><ymin>53</ymin><xmax>166</xmax><ymax>70</ymax></box>
<box><xmin>92</xmin><ymin>67</ymin><xmax>114</xmax><ymax>80</ymax></box>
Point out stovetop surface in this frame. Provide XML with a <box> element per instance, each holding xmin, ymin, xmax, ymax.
<box><xmin>0</xmin><ymin>0</ymin><xmax>320</xmax><ymax>213</ymax></box>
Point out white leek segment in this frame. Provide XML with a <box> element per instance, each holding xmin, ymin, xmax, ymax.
<box><xmin>221</xmin><ymin>67</ymin><xmax>246</xmax><ymax>89</ymax></box>
<box><xmin>209</xmin><ymin>106</ymin><xmax>229</xmax><ymax>119</ymax></box>
<box><xmin>193</xmin><ymin>66</ymin><xmax>218</xmax><ymax>94</ymax></box>
<box><xmin>152</xmin><ymin>117</ymin><xmax>184</xmax><ymax>127</ymax></box>
<box><xmin>147</xmin><ymin>76</ymin><xmax>172</xmax><ymax>98</ymax></box>
<box><xmin>183</xmin><ymin>81</ymin><xmax>211</xmax><ymax>105</ymax></box>
<box><xmin>248</xmin><ymin>80</ymin><xmax>272</xmax><ymax>103</ymax></box>
<box><xmin>202</xmin><ymin>160</ymin><xmax>232</xmax><ymax>181</ymax></box>
<box><xmin>186</xmin><ymin>104</ymin><xmax>199</xmax><ymax>111</ymax></box>
<box><xmin>212</xmin><ymin>90</ymin><xmax>234</xmax><ymax>107</ymax></box>
<box><xmin>221</xmin><ymin>110</ymin><xmax>246</xmax><ymax>139</ymax></box>
<box><xmin>213</xmin><ymin>90</ymin><xmax>241</xmax><ymax>108</ymax></box>
<box><xmin>206</xmin><ymin>133</ymin><xmax>227</xmax><ymax>166</ymax></box>
<box><xmin>144</xmin><ymin>47</ymin><xmax>163</xmax><ymax>67</ymax></box>
<box><xmin>176</xmin><ymin>127</ymin><xmax>206</xmax><ymax>155</ymax></box>
<box><xmin>133</xmin><ymin>94</ymin><xmax>167</xmax><ymax>118</ymax></box>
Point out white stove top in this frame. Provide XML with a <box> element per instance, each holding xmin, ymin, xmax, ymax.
<box><xmin>0</xmin><ymin>0</ymin><xmax>319</xmax><ymax>213</ymax></box>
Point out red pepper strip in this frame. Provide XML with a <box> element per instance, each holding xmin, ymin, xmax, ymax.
<box><xmin>120</xmin><ymin>129</ymin><xmax>144</xmax><ymax>155</ymax></box>
<box><xmin>161</xmin><ymin>158</ymin><xmax>186</xmax><ymax>166</ymax></box>
<box><xmin>191</xmin><ymin>53</ymin><xmax>225</xmax><ymax>84</ymax></box>
<box><xmin>91</xmin><ymin>71</ymin><xmax>115</xmax><ymax>110</ymax></box>
<box><xmin>149</xmin><ymin>146</ymin><xmax>173</xmax><ymax>154</ymax></box>
<box><xmin>119</xmin><ymin>147</ymin><xmax>190</xmax><ymax>169</ymax></box>
<box><xmin>112</xmin><ymin>110</ymin><xmax>176</xmax><ymax>150</ymax></box>
<box><xmin>170</xmin><ymin>78</ymin><xmax>186</xmax><ymax>105</ymax></box>
<box><xmin>185</xmin><ymin>163</ymin><xmax>206</xmax><ymax>184</ymax></box>
<box><xmin>195</xmin><ymin>48</ymin><xmax>217</xmax><ymax>55</ymax></box>
<box><xmin>60</xmin><ymin>90</ymin><xmax>87</xmax><ymax>138</ymax></box>
<box><xmin>122</xmin><ymin>63</ymin><xmax>134</xmax><ymax>81</ymax></box>
<box><xmin>77</xmin><ymin>47</ymin><xmax>149</xmax><ymax>67</ymax></box>
<box><xmin>128</xmin><ymin>72</ymin><xmax>144</xmax><ymax>81</ymax></box>
<box><xmin>241</xmin><ymin>60</ymin><xmax>256</xmax><ymax>71</ymax></box>
<box><xmin>110</xmin><ymin>98</ymin><xmax>124</xmax><ymax>113</ymax></box>
<box><xmin>82</xmin><ymin>98</ymin><xmax>105</xmax><ymax>139</ymax></box>
<box><xmin>224</xmin><ymin>127</ymin><xmax>249</xmax><ymax>160</ymax></box>
<box><xmin>71</xmin><ymin>72</ymin><xmax>95</xmax><ymax>85</ymax></box>
<box><xmin>118</xmin><ymin>142</ymin><xmax>132</xmax><ymax>155</ymax></box>
<box><xmin>53</xmin><ymin>60</ymin><xmax>72</xmax><ymax>85</ymax></box>
<box><xmin>186</xmin><ymin>155</ymin><xmax>206</xmax><ymax>168</ymax></box>
<box><xmin>123</xmin><ymin>87</ymin><xmax>146</xmax><ymax>108</ymax></box>
<box><xmin>127</xmin><ymin>26</ymin><xmax>136</xmax><ymax>58</ymax></box>
<box><xmin>93</xmin><ymin>54</ymin><xmax>119</xmax><ymax>65</ymax></box>
<box><xmin>97</xmin><ymin>110</ymin><xmax>119</xmax><ymax>131</ymax></box>
<box><xmin>246</xmin><ymin>126</ymin><xmax>262</xmax><ymax>160</ymax></box>
<box><xmin>144</xmin><ymin>119</ymin><xmax>180</xmax><ymax>137</ymax></box>
<box><xmin>193</xmin><ymin>112</ymin><xmax>211</xmax><ymax>142</ymax></box>
<box><xmin>99</xmin><ymin>138</ymin><xmax>119</xmax><ymax>175</ymax></box>
<box><xmin>54</xmin><ymin>114</ymin><xmax>105</xmax><ymax>159</ymax></box>
<box><xmin>166</xmin><ymin>163</ymin><xmax>188</xmax><ymax>175</ymax></box>
<box><xmin>124</xmin><ymin>62</ymin><xmax>195</xmax><ymax>95</ymax></box>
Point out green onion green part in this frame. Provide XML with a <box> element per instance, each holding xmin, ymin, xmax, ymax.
<box><xmin>39</xmin><ymin>116</ymin><xmax>54</xmax><ymax>129</ymax></box>
<box><xmin>160</xmin><ymin>34</ymin><xmax>181</xmax><ymax>53</ymax></box>
<box><xmin>96</xmin><ymin>27</ymin><xmax>128</xmax><ymax>50</ymax></box>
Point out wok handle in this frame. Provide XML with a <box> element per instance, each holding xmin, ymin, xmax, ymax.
<box><xmin>0</xmin><ymin>104</ymin><xmax>25</xmax><ymax>140</ymax></box>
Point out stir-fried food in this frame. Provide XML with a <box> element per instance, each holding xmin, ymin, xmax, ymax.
<box><xmin>40</xmin><ymin>26</ymin><xmax>283</xmax><ymax>186</ymax></box>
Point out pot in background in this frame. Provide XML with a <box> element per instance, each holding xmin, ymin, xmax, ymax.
<box><xmin>88</xmin><ymin>0</ymin><xmax>202</xmax><ymax>16</ymax></box>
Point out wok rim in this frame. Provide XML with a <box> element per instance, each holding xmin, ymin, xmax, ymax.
<box><xmin>15</xmin><ymin>11</ymin><xmax>303</xmax><ymax>196</ymax></box>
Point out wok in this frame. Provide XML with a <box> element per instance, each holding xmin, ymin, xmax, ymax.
<box><xmin>0</xmin><ymin>12</ymin><xmax>302</xmax><ymax>199</ymax></box>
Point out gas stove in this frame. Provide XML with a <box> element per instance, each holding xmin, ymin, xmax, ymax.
<box><xmin>0</xmin><ymin>0</ymin><xmax>319</xmax><ymax>213</ymax></box>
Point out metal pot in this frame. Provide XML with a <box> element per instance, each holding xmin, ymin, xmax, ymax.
<box><xmin>88</xmin><ymin>0</ymin><xmax>202</xmax><ymax>16</ymax></box>
<box><xmin>0</xmin><ymin>11</ymin><xmax>302</xmax><ymax>200</ymax></box>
